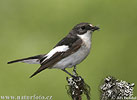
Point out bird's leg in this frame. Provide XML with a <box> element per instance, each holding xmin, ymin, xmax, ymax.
<box><xmin>62</xmin><ymin>69</ymin><xmax>76</xmax><ymax>78</ymax></box>
<box><xmin>73</xmin><ymin>65</ymin><xmax>78</xmax><ymax>76</ymax></box>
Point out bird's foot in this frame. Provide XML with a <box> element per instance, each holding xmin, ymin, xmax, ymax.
<box><xmin>73</xmin><ymin>66</ymin><xmax>78</xmax><ymax>77</ymax></box>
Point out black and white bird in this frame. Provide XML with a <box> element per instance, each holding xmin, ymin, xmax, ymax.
<box><xmin>7</xmin><ymin>22</ymin><xmax>99</xmax><ymax>78</ymax></box>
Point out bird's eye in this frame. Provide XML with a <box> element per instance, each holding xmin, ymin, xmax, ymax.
<box><xmin>81</xmin><ymin>26</ymin><xmax>86</xmax><ymax>30</ymax></box>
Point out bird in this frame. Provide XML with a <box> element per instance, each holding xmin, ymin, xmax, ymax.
<box><xmin>7</xmin><ymin>22</ymin><xmax>99</xmax><ymax>78</ymax></box>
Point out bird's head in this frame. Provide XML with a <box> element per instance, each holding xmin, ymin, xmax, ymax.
<box><xmin>72</xmin><ymin>22</ymin><xmax>99</xmax><ymax>35</ymax></box>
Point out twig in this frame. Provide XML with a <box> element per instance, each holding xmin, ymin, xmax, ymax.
<box><xmin>100</xmin><ymin>76</ymin><xmax>135</xmax><ymax>100</ymax></box>
<box><xmin>66</xmin><ymin>76</ymin><xmax>91</xmax><ymax>100</ymax></box>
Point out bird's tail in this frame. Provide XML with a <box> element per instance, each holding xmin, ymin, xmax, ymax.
<box><xmin>7</xmin><ymin>54</ymin><xmax>45</xmax><ymax>64</ymax></box>
<box><xmin>29</xmin><ymin>65</ymin><xmax>48</xmax><ymax>78</ymax></box>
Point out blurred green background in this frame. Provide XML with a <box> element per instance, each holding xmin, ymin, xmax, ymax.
<box><xmin>0</xmin><ymin>0</ymin><xmax>137</xmax><ymax>100</ymax></box>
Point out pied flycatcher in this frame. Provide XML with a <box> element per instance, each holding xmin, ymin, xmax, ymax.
<box><xmin>8</xmin><ymin>22</ymin><xmax>99</xmax><ymax>78</ymax></box>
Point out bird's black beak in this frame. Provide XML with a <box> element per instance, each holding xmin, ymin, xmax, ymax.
<box><xmin>91</xmin><ymin>26</ymin><xmax>100</xmax><ymax>31</ymax></box>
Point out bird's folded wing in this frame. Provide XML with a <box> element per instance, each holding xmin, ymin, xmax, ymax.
<box><xmin>42</xmin><ymin>38</ymin><xmax>82</xmax><ymax>66</ymax></box>
<box><xmin>30</xmin><ymin>38</ymin><xmax>82</xmax><ymax>78</ymax></box>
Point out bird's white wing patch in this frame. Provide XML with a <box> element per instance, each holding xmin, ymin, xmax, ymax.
<box><xmin>41</xmin><ymin>45</ymin><xmax>69</xmax><ymax>63</ymax></box>
<box><xmin>89</xmin><ymin>24</ymin><xmax>93</xmax><ymax>27</ymax></box>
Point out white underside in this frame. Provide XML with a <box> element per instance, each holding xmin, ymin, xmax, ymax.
<box><xmin>52</xmin><ymin>31</ymin><xmax>92</xmax><ymax>69</ymax></box>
